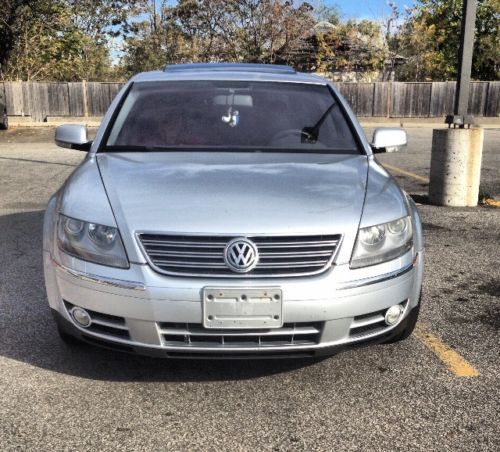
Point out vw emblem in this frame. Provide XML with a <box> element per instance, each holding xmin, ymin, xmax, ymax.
<box><xmin>224</xmin><ymin>238</ymin><xmax>259</xmax><ymax>273</ymax></box>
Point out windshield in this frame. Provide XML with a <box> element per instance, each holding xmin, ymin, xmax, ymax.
<box><xmin>105</xmin><ymin>81</ymin><xmax>360</xmax><ymax>153</ymax></box>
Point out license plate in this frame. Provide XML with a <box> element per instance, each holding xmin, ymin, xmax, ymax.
<box><xmin>203</xmin><ymin>287</ymin><xmax>283</xmax><ymax>329</ymax></box>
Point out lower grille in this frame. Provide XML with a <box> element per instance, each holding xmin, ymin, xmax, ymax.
<box><xmin>157</xmin><ymin>322</ymin><xmax>322</xmax><ymax>348</ymax></box>
<box><xmin>138</xmin><ymin>234</ymin><xmax>341</xmax><ymax>278</ymax></box>
<box><xmin>64</xmin><ymin>301</ymin><xmax>130</xmax><ymax>340</ymax></box>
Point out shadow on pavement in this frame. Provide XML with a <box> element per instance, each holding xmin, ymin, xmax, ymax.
<box><xmin>0</xmin><ymin>210</ymin><xmax>324</xmax><ymax>382</ymax></box>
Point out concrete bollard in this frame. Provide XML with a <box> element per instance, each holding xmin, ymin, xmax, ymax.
<box><xmin>428</xmin><ymin>127</ymin><xmax>484</xmax><ymax>207</ymax></box>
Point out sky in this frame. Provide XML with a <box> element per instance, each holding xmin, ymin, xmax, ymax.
<box><xmin>332</xmin><ymin>0</ymin><xmax>415</xmax><ymax>20</ymax></box>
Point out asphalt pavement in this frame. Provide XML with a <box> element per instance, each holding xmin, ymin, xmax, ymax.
<box><xmin>0</xmin><ymin>127</ymin><xmax>498</xmax><ymax>451</ymax></box>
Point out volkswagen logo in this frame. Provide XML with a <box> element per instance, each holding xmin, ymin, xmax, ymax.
<box><xmin>224</xmin><ymin>238</ymin><xmax>259</xmax><ymax>273</ymax></box>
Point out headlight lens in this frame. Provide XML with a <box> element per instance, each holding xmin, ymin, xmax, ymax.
<box><xmin>351</xmin><ymin>216</ymin><xmax>412</xmax><ymax>268</ymax></box>
<box><xmin>57</xmin><ymin>214</ymin><xmax>129</xmax><ymax>268</ymax></box>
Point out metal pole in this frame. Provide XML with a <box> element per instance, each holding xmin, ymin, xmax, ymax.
<box><xmin>448</xmin><ymin>0</ymin><xmax>477</xmax><ymax>127</ymax></box>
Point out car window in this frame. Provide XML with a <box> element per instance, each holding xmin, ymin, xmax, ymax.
<box><xmin>105</xmin><ymin>81</ymin><xmax>360</xmax><ymax>153</ymax></box>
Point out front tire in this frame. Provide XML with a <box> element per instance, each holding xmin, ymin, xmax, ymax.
<box><xmin>57</xmin><ymin>325</ymin><xmax>84</xmax><ymax>346</ymax></box>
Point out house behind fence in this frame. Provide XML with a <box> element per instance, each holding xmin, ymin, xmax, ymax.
<box><xmin>0</xmin><ymin>80</ymin><xmax>499</xmax><ymax>122</ymax></box>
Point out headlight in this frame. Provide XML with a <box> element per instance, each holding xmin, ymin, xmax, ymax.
<box><xmin>57</xmin><ymin>214</ymin><xmax>129</xmax><ymax>268</ymax></box>
<box><xmin>351</xmin><ymin>216</ymin><xmax>412</xmax><ymax>269</ymax></box>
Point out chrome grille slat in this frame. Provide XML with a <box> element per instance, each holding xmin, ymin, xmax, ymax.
<box><xmin>158</xmin><ymin>325</ymin><xmax>320</xmax><ymax>336</ymax></box>
<box><xmin>139</xmin><ymin>233</ymin><xmax>341</xmax><ymax>278</ymax></box>
<box><xmin>256</xmin><ymin>242</ymin><xmax>338</xmax><ymax>248</ymax></box>
<box><xmin>158</xmin><ymin>322</ymin><xmax>323</xmax><ymax>348</ymax></box>
<box><xmin>148</xmin><ymin>251</ymin><xmax>223</xmax><ymax>258</ymax></box>
<box><xmin>151</xmin><ymin>260</ymin><xmax>228</xmax><ymax>268</ymax></box>
<box><xmin>259</xmin><ymin>251</ymin><xmax>332</xmax><ymax>257</ymax></box>
<box><xmin>257</xmin><ymin>262</ymin><xmax>328</xmax><ymax>268</ymax></box>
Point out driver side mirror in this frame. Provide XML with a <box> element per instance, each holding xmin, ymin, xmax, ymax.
<box><xmin>371</xmin><ymin>128</ymin><xmax>407</xmax><ymax>154</ymax></box>
<box><xmin>55</xmin><ymin>124</ymin><xmax>92</xmax><ymax>152</ymax></box>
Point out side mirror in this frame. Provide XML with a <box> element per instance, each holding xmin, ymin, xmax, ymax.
<box><xmin>371</xmin><ymin>128</ymin><xmax>407</xmax><ymax>153</ymax></box>
<box><xmin>55</xmin><ymin>124</ymin><xmax>92</xmax><ymax>152</ymax></box>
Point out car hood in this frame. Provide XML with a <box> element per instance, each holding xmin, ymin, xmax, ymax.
<box><xmin>97</xmin><ymin>152</ymin><xmax>368</xmax><ymax>264</ymax></box>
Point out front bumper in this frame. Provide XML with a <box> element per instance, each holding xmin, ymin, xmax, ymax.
<box><xmin>44</xmin><ymin>249</ymin><xmax>424</xmax><ymax>358</ymax></box>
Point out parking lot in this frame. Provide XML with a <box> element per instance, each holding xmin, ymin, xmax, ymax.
<box><xmin>0</xmin><ymin>127</ymin><xmax>499</xmax><ymax>451</ymax></box>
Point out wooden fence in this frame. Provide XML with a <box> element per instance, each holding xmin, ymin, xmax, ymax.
<box><xmin>0</xmin><ymin>80</ymin><xmax>498</xmax><ymax>121</ymax></box>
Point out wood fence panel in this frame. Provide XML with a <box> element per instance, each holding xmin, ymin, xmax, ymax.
<box><xmin>392</xmin><ymin>82</ymin><xmax>432</xmax><ymax>117</ymax></box>
<box><xmin>28</xmin><ymin>82</ymin><xmax>52</xmax><ymax>121</ymax></box>
<box><xmin>336</xmin><ymin>83</ymin><xmax>354</xmax><ymax>112</ymax></box>
<box><xmin>357</xmin><ymin>83</ymin><xmax>375</xmax><ymax>116</ymax></box>
<box><xmin>468</xmin><ymin>82</ymin><xmax>489</xmax><ymax>116</ymax></box>
<box><xmin>68</xmin><ymin>82</ymin><xmax>84</xmax><ymax>116</ymax></box>
<box><xmin>337</xmin><ymin>83</ymin><xmax>375</xmax><ymax>116</ymax></box>
<box><xmin>4</xmin><ymin>82</ymin><xmax>25</xmax><ymax>115</ymax></box>
<box><xmin>391</xmin><ymin>83</ymin><xmax>406</xmax><ymax>117</ymax></box>
<box><xmin>47</xmin><ymin>83</ymin><xmax>70</xmax><ymax>116</ymax></box>
<box><xmin>484</xmin><ymin>82</ymin><xmax>500</xmax><ymax>117</ymax></box>
<box><xmin>21</xmin><ymin>82</ymin><xmax>31</xmax><ymax>117</ymax></box>
<box><xmin>430</xmin><ymin>81</ymin><xmax>455</xmax><ymax>116</ymax></box>
<box><xmin>1</xmin><ymin>80</ymin><xmax>498</xmax><ymax>120</ymax></box>
<box><xmin>373</xmin><ymin>82</ymin><xmax>389</xmax><ymax>116</ymax></box>
<box><xmin>87</xmin><ymin>82</ymin><xmax>123</xmax><ymax>115</ymax></box>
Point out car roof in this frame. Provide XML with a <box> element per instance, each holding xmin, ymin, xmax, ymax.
<box><xmin>131</xmin><ymin>63</ymin><xmax>327</xmax><ymax>85</ymax></box>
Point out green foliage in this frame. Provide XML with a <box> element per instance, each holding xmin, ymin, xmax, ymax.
<box><xmin>397</xmin><ymin>0</ymin><xmax>499</xmax><ymax>81</ymax></box>
<box><xmin>0</xmin><ymin>0</ymin><xmax>142</xmax><ymax>81</ymax></box>
<box><xmin>120</xmin><ymin>0</ymin><xmax>316</xmax><ymax>75</ymax></box>
<box><xmin>0</xmin><ymin>0</ymin><xmax>498</xmax><ymax>81</ymax></box>
<box><xmin>311</xmin><ymin>19</ymin><xmax>386</xmax><ymax>78</ymax></box>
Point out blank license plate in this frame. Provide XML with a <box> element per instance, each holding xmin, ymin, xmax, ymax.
<box><xmin>203</xmin><ymin>287</ymin><xmax>283</xmax><ymax>329</ymax></box>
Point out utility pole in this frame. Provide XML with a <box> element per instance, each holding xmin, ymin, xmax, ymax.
<box><xmin>448</xmin><ymin>0</ymin><xmax>478</xmax><ymax>127</ymax></box>
<box><xmin>428</xmin><ymin>0</ymin><xmax>484</xmax><ymax>207</ymax></box>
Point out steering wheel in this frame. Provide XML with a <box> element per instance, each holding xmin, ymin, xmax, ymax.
<box><xmin>270</xmin><ymin>129</ymin><xmax>313</xmax><ymax>143</ymax></box>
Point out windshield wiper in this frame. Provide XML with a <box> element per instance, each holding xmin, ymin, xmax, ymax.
<box><xmin>301</xmin><ymin>103</ymin><xmax>338</xmax><ymax>144</ymax></box>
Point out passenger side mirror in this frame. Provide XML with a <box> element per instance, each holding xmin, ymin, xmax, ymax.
<box><xmin>371</xmin><ymin>128</ymin><xmax>407</xmax><ymax>154</ymax></box>
<box><xmin>55</xmin><ymin>124</ymin><xmax>92</xmax><ymax>152</ymax></box>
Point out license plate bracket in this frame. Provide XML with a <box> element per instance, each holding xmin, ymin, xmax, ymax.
<box><xmin>203</xmin><ymin>287</ymin><xmax>283</xmax><ymax>329</ymax></box>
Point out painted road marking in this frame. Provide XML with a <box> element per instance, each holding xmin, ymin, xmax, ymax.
<box><xmin>414</xmin><ymin>324</ymin><xmax>480</xmax><ymax>377</ymax></box>
<box><xmin>383</xmin><ymin>163</ymin><xmax>430</xmax><ymax>184</ymax></box>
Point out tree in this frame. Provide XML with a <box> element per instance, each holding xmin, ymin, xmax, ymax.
<box><xmin>397</xmin><ymin>0</ymin><xmax>499</xmax><ymax>81</ymax></box>
<box><xmin>0</xmin><ymin>0</ymin><xmax>142</xmax><ymax>80</ymax></box>
<box><xmin>301</xmin><ymin>19</ymin><xmax>386</xmax><ymax>79</ymax></box>
<box><xmin>120</xmin><ymin>0</ymin><xmax>316</xmax><ymax>76</ymax></box>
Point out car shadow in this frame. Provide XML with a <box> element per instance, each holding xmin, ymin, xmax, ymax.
<box><xmin>0</xmin><ymin>210</ymin><xmax>324</xmax><ymax>382</ymax></box>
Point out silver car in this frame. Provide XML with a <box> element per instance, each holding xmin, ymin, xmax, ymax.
<box><xmin>43</xmin><ymin>63</ymin><xmax>424</xmax><ymax>358</ymax></box>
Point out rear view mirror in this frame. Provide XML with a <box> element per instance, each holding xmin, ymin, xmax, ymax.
<box><xmin>371</xmin><ymin>128</ymin><xmax>407</xmax><ymax>153</ymax></box>
<box><xmin>55</xmin><ymin>124</ymin><xmax>92</xmax><ymax>152</ymax></box>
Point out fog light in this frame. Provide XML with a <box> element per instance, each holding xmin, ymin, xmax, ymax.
<box><xmin>385</xmin><ymin>305</ymin><xmax>403</xmax><ymax>325</ymax></box>
<box><xmin>71</xmin><ymin>307</ymin><xmax>91</xmax><ymax>328</ymax></box>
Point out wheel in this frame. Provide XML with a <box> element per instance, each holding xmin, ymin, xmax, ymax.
<box><xmin>57</xmin><ymin>325</ymin><xmax>84</xmax><ymax>345</ymax></box>
<box><xmin>384</xmin><ymin>300</ymin><xmax>420</xmax><ymax>344</ymax></box>
<box><xmin>0</xmin><ymin>109</ymin><xmax>8</xmax><ymax>130</ymax></box>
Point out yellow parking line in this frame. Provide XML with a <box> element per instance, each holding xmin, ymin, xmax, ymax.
<box><xmin>383</xmin><ymin>163</ymin><xmax>430</xmax><ymax>184</ymax></box>
<box><xmin>414</xmin><ymin>324</ymin><xmax>480</xmax><ymax>377</ymax></box>
<box><xmin>484</xmin><ymin>198</ymin><xmax>500</xmax><ymax>207</ymax></box>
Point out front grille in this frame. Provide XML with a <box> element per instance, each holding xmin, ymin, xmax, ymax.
<box><xmin>138</xmin><ymin>234</ymin><xmax>341</xmax><ymax>277</ymax></box>
<box><xmin>157</xmin><ymin>322</ymin><xmax>323</xmax><ymax>348</ymax></box>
